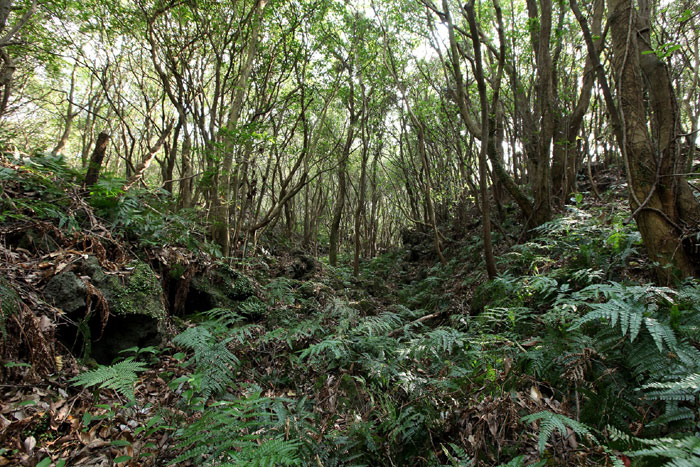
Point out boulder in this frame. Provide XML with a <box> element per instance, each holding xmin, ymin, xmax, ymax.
<box><xmin>44</xmin><ymin>271</ymin><xmax>87</xmax><ymax>314</ymax></box>
<box><xmin>186</xmin><ymin>264</ymin><xmax>255</xmax><ymax>314</ymax></box>
<box><xmin>47</xmin><ymin>256</ymin><xmax>166</xmax><ymax>363</ymax></box>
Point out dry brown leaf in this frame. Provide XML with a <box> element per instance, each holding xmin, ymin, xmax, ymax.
<box><xmin>23</xmin><ymin>435</ymin><xmax>36</xmax><ymax>453</ymax></box>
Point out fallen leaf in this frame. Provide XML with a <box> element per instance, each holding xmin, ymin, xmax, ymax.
<box><xmin>23</xmin><ymin>435</ymin><xmax>36</xmax><ymax>453</ymax></box>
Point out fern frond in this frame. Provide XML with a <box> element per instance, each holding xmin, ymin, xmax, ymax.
<box><xmin>356</xmin><ymin>312</ymin><xmax>402</xmax><ymax>336</ymax></box>
<box><xmin>71</xmin><ymin>358</ymin><xmax>147</xmax><ymax>400</ymax></box>
<box><xmin>173</xmin><ymin>325</ymin><xmax>239</xmax><ymax>398</ymax></box>
<box><xmin>645</xmin><ymin>316</ymin><xmax>677</xmax><ymax>352</ymax></box>
<box><xmin>644</xmin><ymin>373</ymin><xmax>700</xmax><ymax>401</ymax></box>
<box><xmin>299</xmin><ymin>337</ymin><xmax>348</xmax><ymax>362</ymax></box>
<box><xmin>521</xmin><ymin>411</ymin><xmax>597</xmax><ymax>454</ymax></box>
<box><xmin>265</xmin><ymin>277</ymin><xmax>296</xmax><ymax>306</ymax></box>
<box><xmin>410</xmin><ymin>327</ymin><xmax>470</xmax><ymax>359</ymax></box>
<box><xmin>201</xmin><ymin>307</ymin><xmax>245</xmax><ymax>328</ymax></box>
<box><xmin>173</xmin><ymin>394</ymin><xmax>306</xmax><ymax>466</ymax></box>
<box><xmin>173</xmin><ymin>325</ymin><xmax>214</xmax><ymax>350</ymax></box>
<box><xmin>609</xmin><ymin>426</ymin><xmax>700</xmax><ymax>465</ymax></box>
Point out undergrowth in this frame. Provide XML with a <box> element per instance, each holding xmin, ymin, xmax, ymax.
<box><xmin>15</xmin><ymin>159</ymin><xmax>697</xmax><ymax>466</ymax></box>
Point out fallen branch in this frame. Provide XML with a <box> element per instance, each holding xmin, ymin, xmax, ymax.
<box><xmin>388</xmin><ymin>310</ymin><xmax>446</xmax><ymax>337</ymax></box>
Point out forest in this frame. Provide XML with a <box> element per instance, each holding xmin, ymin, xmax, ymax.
<box><xmin>0</xmin><ymin>0</ymin><xmax>699</xmax><ymax>465</ymax></box>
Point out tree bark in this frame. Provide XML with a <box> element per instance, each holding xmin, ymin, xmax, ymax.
<box><xmin>84</xmin><ymin>131</ymin><xmax>110</xmax><ymax>189</ymax></box>
<box><xmin>122</xmin><ymin>120</ymin><xmax>174</xmax><ymax>192</ymax></box>
<box><xmin>608</xmin><ymin>0</ymin><xmax>700</xmax><ymax>283</ymax></box>
<box><xmin>465</xmin><ymin>0</ymin><xmax>497</xmax><ymax>279</ymax></box>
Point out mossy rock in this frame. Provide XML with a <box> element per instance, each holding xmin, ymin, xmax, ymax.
<box><xmin>106</xmin><ymin>262</ymin><xmax>166</xmax><ymax>320</ymax></box>
<box><xmin>44</xmin><ymin>271</ymin><xmax>87</xmax><ymax>313</ymax></box>
<box><xmin>90</xmin><ymin>261</ymin><xmax>165</xmax><ymax>364</ymax></box>
<box><xmin>46</xmin><ymin>257</ymin><xmax>166</xmax><ymax>363</ymax></box>
<box><xmin>187</xmin><ymin>264</ymin><xmax>255</xmax><ymax>314</ymax></box>
<box><xmin>297</xmin><ymin>280</ymin><xmax>333</xmax><ymax>299</ymax></box>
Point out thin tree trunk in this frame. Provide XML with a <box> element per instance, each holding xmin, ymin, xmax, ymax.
<box><xmin>84</xmin><ymin>131</ymin><xmax>110</xmax><ymax>189</ymax></box>
<box><xmin>123</xmin><ymin>120</ymin><xmax>174</xmax><ymax>192</ymax></box>
<box><xmin>465</xmin><ymin>0</ymin><xmax>497</xmax><ymax>279</ymax></box>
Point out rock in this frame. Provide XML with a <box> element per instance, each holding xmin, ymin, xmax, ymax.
<box><xmin>89</xmin><ymin>261</ymin><xmax>166</xmax><ymax>363</ymax></box>
<box><xmin>44</xmin><ymin>272</ymin><xmax>87</xmax><ymax>313</ymax></box>
<box><xmin>186</xmin><ymin>264</ymin><xmax>255</xmax><ymax>314</ymax></box>
<box><xmin>80</xmin><ymin>256</ymin><xmax>108</xmax><ymax>285</ymax></box>
<box><xmin>275</xmin><ymin>250</ymin><xmax>319</xmax><ymax>281</ymax></box>
<box><xmin>400</xmin><ymin>228</ymin><xmax>433</xmax><ymax>262</ymax></box>
<box><xmin>48</xmin><ymin>256</ymin><xmax>167</xmax><ymax>363</ymax></box>
<box><xmin>103</xmin><ymin>261</ymin><xmax>165</xmax><ymax>320</ymax></box>
<box><xmin>297</xmin><ymin>281</ymin><xmax>330</xmax><ymax>299</ymax></box>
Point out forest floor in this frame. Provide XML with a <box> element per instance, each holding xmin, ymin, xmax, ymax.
<box><xmin>1</xmin><ymin>156</ymin><xmax>698</xmax><ymax>466</ymax></box>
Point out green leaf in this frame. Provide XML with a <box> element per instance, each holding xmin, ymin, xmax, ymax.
<box><xmin>111</xmin><ymin>439</ymin><xmax>132</xmax><ymax>447</ymax></box>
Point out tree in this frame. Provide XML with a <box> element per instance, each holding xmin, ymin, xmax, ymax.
<box><xmin>0</xmin><ymin>0</ymin><xmax>36</xmax><ymax>118</ymax></box>
<box><xmin>607</xmin><ymin>0</ymin><xmax>700</xmax><ymax>283</ymax></box>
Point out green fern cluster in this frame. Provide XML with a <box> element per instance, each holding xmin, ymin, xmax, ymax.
<box><xmin>521</xmin><ymin>411</ymin><xmax>598</xmax><ymax>454</ymax></box>
<box><xmin>173</xmin><ymin>393</ymin><xmax>307</xmax><ymax>466</ymax></box>
<box><xmin>610</xmin><ymin>426</ymin><xmax>700</xmax><ymax>466</ymax></box>
<box><xmin>71</xmin><ymin>358</ymin><xmax>148</xmax><ymax>400</ymax></box>
<box><xmin>172</xmin><ymin>326</ymin><xmax>239</xmax><ymax>399</ymax></box>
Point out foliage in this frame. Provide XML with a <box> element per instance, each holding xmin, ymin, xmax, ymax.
<box><xmin>70</xmin><ymin>358</ymin><xmax>148</xmax><ymax>400</ymax></box>
<box><xmin>172</xmin><ymin>325</ymin><xmax>239</xmax><ymax>400</ymax></box>
<box><xmin>173</xmin><ymin>392</ymin><xmax>310</xmax><ymax>466</ymax></box>
<box><xmin>610</xmin><ymin>427</ymin><xmax>700</xmax><ymax>466</ymax></box>
<box><xmin>521</xmin><ymin>411</ymin><xmax>597</xmax><ymax>454</ymax></box>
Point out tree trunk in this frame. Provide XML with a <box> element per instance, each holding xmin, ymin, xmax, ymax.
<box><xmin>329</xmin><ymin>123</ymin><xmax>353</xmax><ymax>267</ymax></box>
<box><xmin>526</xmin><ymin>0</ymin><xmax>554</xmax><ymax>226</ymax></box>
<box><xmin>122</xmin><ymin>120</ymin><xmax>173</xmax><ymax>192</ymax></box>
<box><xmin>212</xmin><ymin>0</ymin><xmax>267</xmax><ymax>256</ymax></box>
<box><xmin>53</xmin><ymin>65</ymin><xmax>78</xmax><ymax>155</ymax></box>
<box><xmin>84</xmin><ymin>131</ymin><xmax>110</xmax><ymax>189</ymax></box>
<box><xmin>609</xmin><ymin>0</ymin><xmax>700</xmax><ymax>283</ymax></box>
<box><xmin>465</xmin><ymin>0</ymin><xmax>497</xmax><ymax>279</ymax></box>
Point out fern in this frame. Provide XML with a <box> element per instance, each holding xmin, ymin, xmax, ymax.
<box><xmin>610</xmin><ymin>426</ymin><xmax>700</xmax><ymax>465</ymax></box>
<box><xmin>521</xmin><ymin>411</ymin><xmax>597</xmax><ymax>454</ymax></box>
<box><xmin>265</xmin><ymin>277</ymin><xmax>296</xmax><ymax>306</ymax></box>
<box><xmin>572</xmin><ymin>297</ymin><xmax>679</xmax><ymax>352</ymax></box>
<box><xmin>173</xmin><ymin>394</ymin><xmax>306</xmax><ymax>466</ymax></box>
<box><xmin>409</xmin><ymin>327</ymin><xmax>470</xmax><ymax>359</ymax></box>
<box><xmin>71</xmin><ymin>358</ymin><xmax>147</xmax><ymax>400</ymax></box>
<box><xmin>201</xmin><ymin>308</ymin><xmax>245</xmax><ymax>328</ymax></box>
<box><xmin>173</xmin><ymin>326</ymin><xmax>239</xmax><ymax>399</ymax></box>
<box><xmin>645</xmin><ymin>373</ymin><xmax>700</xmax><ymax>401</ymax></box>
<box><xmin>299</xmin><ymin>337</ymin><xmax>349</xmax><ymax>363</ymax></box>
<box><xmin>356</xmin><ymin>311</ymin><xmax>402</xmax><ymax>336</ymax></box>
<box><xmin>237</xmin><ymin>296</ymin><xmax>268</xmax><ymax>319</ymax></box>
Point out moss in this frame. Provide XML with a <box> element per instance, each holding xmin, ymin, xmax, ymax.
<box><xmin>109</xmin><ymin>262</ymin><xmax>165</xmax><ymax>321</ymax></box>
<box><xmin>169</xmin><ymin>263</ymin><xmax>186</xmax><ymax>280</ymax></box>
<box><xmin>190</xmin><ymin>264</ymin><xmax>255</xmax><ymax>309</ymax></box>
